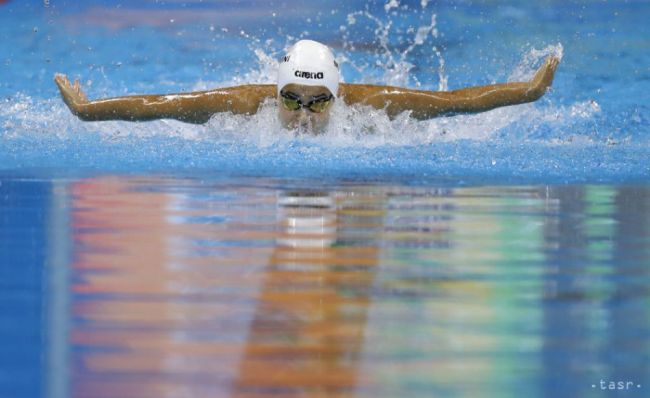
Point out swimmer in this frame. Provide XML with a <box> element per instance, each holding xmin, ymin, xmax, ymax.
<box><xmin>55</xmin><ymin>39</ymin><xmax>560</xmax><ymax>131</ymax></box>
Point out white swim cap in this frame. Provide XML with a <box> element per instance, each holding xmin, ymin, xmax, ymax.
<box><xmin>277</xmin><ymin>40</ymin><xmax>339</xmax><ymax>97</ymax></box>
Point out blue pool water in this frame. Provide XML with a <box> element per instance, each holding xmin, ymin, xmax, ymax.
<box><xmin>1</xmin><ymin>1</ymin><xmax>650</xmax><ymax>397</ymax></box>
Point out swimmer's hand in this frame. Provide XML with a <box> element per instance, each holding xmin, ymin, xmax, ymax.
<box><xmin>54</xmin><ymin>74</ymin><xmax>89</xmax><ymax>117</ymax></box>
<box><xmin>529</xmin><ymin>56</ymin><xmax>560</xmax><ymax>99</ymax></box>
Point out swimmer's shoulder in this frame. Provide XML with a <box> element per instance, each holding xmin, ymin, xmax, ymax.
<box><xmin>338</xmin><ymin>83</ymin><xmax>410</xmax><ymax>105</ymax></box>
<box><xmin>200</xmin><ymin>84</ymin><xmax>276</xmax><ymax>95</ymax></box>
<box><xmin>198</xmin><ymin>84</ymin><xmax>277</xmax><ymax>110</ymax></box>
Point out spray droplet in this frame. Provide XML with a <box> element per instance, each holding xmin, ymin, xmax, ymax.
<box><xmin>384</xmin><ymin>0</ymin><xmax>400</xmax><ymax>13</ymax></box>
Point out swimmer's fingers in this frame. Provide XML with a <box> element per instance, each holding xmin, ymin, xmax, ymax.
<box><xmin>54</xmin><ymin>74</ymin><xmax>76</xmax><ymax>111</ymax></box>
<box><xmin>54</xmin><ymin>73</ymin><xmax>74</xmax><ymax>93</ymax></box>
<box><xmin>53</xmin><ymin>73</ymin><xmax>69</xmax><ymax>95</ymax></box>
<box><xmin>54</xmin><ymin>74</ymin><xmax>88</xmax><ymax>114</ymax></box>
<box><xmin>72</xmin><ymin>79</ymin><xmax>89</xmax><ymax>102</ymax></box>
<box><xmin>531</xmin><ymin>56</ymin><xmax>560</xmax><ymax>91</ymax></box>
<box><xmin>66</xmin><ymin>76</ymin><xmax>89</xmax><ymax>102</ymax></box>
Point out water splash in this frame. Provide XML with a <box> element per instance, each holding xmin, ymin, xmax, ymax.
<box><xmin>508</xmin><ymin>43</ymin><xmax>564</xmax><ymax>82</ymax></box>
<box><xmin>340</xmin><ymin>4</ymin><xmax>444</xmax><ymax>88</ymax></box>
<box><xmin>193</xmin><ymin>39</ymin><xmax>280</xmax><ymax>91</ymax></box>
<box><xmin>0</xmin><ymin>75</ymin><xmax>638</xmax><ymax>182</ymax></box>
<box><xmin>2</xmin><ymin>41</ymin><xmax>594</xmax><ymax>150</ymax></box>
<box><xmin>1</xmin><ymin>85</ymin><xmax>598</xmax><ymax>167</ymax></box>
<box><xmin>384</xmin><ymin>0</ymin><xmax>400</xmax><ymax>13</ymax></box>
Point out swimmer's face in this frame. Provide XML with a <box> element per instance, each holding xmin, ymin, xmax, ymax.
<box><xmin>278</xmin><ymin>84</ymin><xmax>334</xmax><ymax>132</ymax></box>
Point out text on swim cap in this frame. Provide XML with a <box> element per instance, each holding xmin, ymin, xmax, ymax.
<box><xmin>294</xmin><ymin>70</ymin><xmax>324</xmax><ymax>79</ymax></box>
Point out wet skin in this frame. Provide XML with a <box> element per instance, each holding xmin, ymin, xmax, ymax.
<box><xmin>55</xmin><ymin>56</ymin><xmax>560</xmax><ymax>128</ymax></box>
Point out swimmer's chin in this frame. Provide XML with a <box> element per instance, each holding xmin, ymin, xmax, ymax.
<box><xmin>283</xmin><ymin>121</ymin><xmax>327</xmax><ymax>135</ymax></box>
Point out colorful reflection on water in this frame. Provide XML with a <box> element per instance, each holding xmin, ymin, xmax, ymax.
<box><xmin>1</xmin><ymin>177</ymin><xmax>650</xmax><ymax>397</ymax></box>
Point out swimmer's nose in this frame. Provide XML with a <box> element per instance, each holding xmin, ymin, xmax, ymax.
<box><xmin>297</xmin><ymin>109</ymin><xmax>310</xmax><ymax>126</ymax></box>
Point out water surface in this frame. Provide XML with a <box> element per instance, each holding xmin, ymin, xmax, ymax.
<box><xmin>2</xmin><ymin>176</ymin><xmax>649</xmax><ymax>397</ymax></box>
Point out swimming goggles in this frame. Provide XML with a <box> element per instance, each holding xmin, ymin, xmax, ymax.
<box><xmin>280</xmin><ymin>90</ymin><xmax>334</xmax><ymax>113</ymax></box>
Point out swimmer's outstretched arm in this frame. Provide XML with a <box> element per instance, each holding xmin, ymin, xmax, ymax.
<box><xmin>339</xmin><ymin>56</ymin><xmax>560</xmax><ymax>119</ymax></box>
<box><xmin>54</xmin><ymin>75</ymin><xmax>276</xmax><ymax>124</ymax></box>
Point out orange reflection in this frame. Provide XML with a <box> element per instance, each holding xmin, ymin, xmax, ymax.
<box><xmin>69</xmin><ymin>177</ymin><xmax>382</xmax><ymax>398</ymax></box>
<box><xmin>233</xmin><ymin>191</ymin><xmax>380</xmax><ymax>397</ymax></box>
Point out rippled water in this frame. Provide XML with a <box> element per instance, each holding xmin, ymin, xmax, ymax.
<box><xmin>2</xmin><ymin>176</ymin><xmax>649</xmax><ymax>397</ymax></box>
